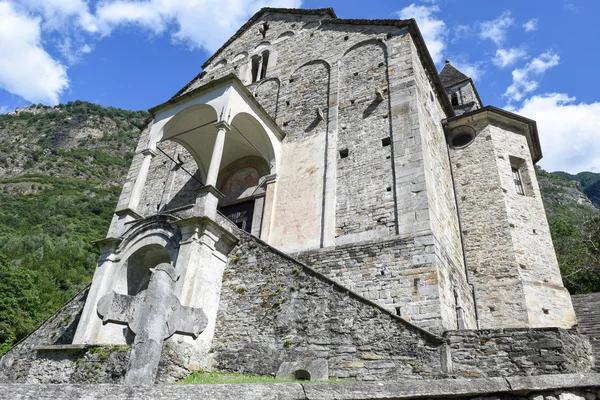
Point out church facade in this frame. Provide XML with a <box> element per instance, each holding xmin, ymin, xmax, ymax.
<box><xmin>74</xmin><ymin>6</ymin><xmax>574</xmax><ymax>349</ymax></box>
<box><xmin>4</xmin><ymin>8</ymin><xmax>590</xmax><ymax>385</ymax></box>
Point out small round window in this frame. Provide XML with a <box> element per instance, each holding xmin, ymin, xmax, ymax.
<box><xmin>449</xmin><ymin>126</ymin><xmax>476</xmax><ymax>149</ymax></box>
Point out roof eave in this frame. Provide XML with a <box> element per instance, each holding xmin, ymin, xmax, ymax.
<box><xmin>406</xmin><ymin>19</ymin><xmax>455</xmax><ymax>117</ymax></box>
<box><xmin>201</xmin><ymin>7</ymin><xmax>337</xmax><ymax>70</ymax></box>
<box><xmin>443</xmin><ymin>106</ymin><xmax>542</xmax><ymax>163</ymax></box>
<box><xmin>148</xmin><ymin>74</ymin><xmax>286</xmax><ymax>141</ymax></box>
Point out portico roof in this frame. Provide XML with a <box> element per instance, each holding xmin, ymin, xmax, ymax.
<box><xmin>146</xmin><ymin>74</ymin><xmax>284</xmax><ymax>182</ymax></box>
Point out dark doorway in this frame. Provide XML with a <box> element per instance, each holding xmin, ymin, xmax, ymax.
<box><xmin>220</xmin><ymin>200</ymin><xmax>255</xmax><ymax>233</ymax></box>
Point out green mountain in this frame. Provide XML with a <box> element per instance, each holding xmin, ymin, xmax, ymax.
<box><xmin>0</xmin><ymin>102</ymin><xmax>148</xmax><ymax>352</ymax></box>
<box><xmin>552</xmin><ymin>171</ymin><xmax>600</xmax><ymax>208</ymax></box>
<box><xmin>0</xmin><ymin>102</ymin><xmax>598</xmax><ymax>353</ymax></box>
<box><xmin>536</xmin><ymin>168</ymin><xmax>600</xmax><ymax>294</ymax></box>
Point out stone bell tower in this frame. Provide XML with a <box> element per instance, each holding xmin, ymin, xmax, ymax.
<box><xmin>73</xmin><ymin>75</ymin><xmax>284</xmax><ymax>371</ymax></box>
<box><xmin>440</xmin><ymin>63</ymin><xmax>576</xmax><ymax>329</ymax></box>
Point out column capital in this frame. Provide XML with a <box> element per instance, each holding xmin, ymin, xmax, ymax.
<box><xmin>214</xmin><ymin>120</ymin><xmax>231</xmax><ymax>132</ymax></box>
<box><xmin>142</xmin><ymin>148</ymin><xmax>158</xmax><ymax>157</ymax></box>
<box><xmin>260</xmin><ymin>173</ymin><xmax>278</xmax><ymax>186</ymax></box>
<box><xmin>91</xmin><ymin>237</ymin><xmax>122</xmax><ymax>252</ymax></box>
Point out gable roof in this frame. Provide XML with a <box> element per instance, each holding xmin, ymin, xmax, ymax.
<box><xmin>444</xmin><ymin>105</ymin><xmax>542</xmax><ymax>163</ymax></box>
<box><xmin>172</xmin><ymin>7</ymin><xmax>455</xmax><ymax>117</ymax></box>
<box><xmin>201</xmin><ymin>8</ymin><xmax>337</xmax><ymax>70</ymax></box>
<box><xmin>439</xmin><ymin>61</ymin><xmax>469</xmax><ymax>88</ymax></box>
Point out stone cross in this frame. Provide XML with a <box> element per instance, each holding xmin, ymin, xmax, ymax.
<box><xmin>97</xmin><ymin>262</ymin><xmax>207</xmax><ymax>385</ymax></box>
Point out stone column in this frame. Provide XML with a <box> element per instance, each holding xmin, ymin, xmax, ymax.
<box><xmin>321</xmin><ymin>59</ymin><xmax>340</xmax><ymax>248</ymax></box>
<box><xmin>192</xmin><ymin>121</ymin><xmax>229</xmax><ymax>220</ymax></box>
<box><xmin>259</xmin><ymin>174</ymin><xmax>278</xmax><ymax>242</ymax></box>
<box><xmin>205</xmin><ymin>121</ymin><xmax>230</xmax><ymax>187</ymax></box>
<box><xmin>171</xmin><ymin>217</ymin><xmax>237</xmax><ymax>369</ymax></box>
<box><xmin>110</xmin><ymin>148</ymin><xmax>157</xmax><ymax>237</ymax></box>
<box><xmin>73</xmin><ymin>238</ymin><xmax>121</xmax><ymax>344</ymax></box>
<box><xmin>129</xmin><ymin>148</ymin><xmax>157</xmax><ymax>210</ymax></box>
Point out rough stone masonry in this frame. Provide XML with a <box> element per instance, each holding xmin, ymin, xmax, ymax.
<box><xmin>0</xmin><ymin>6</ymin><xmax>597</xmax><ymax>396</ymax></box>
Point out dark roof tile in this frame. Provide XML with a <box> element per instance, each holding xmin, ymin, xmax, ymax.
<box><xmin>439</xmin><ymin>61</ymin><xmax>469</xmax><ymax>87</ymax></box>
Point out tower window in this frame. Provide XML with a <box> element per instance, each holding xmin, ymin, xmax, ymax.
<box><xmin>512</xmin><ymin>167</ymin><xmax>524</xmax><ymax>195</ymax></box>
<box><xmin>451</xmin><ymin>92</ymin><xmax>459</xmax><ymax>106</ymax></box>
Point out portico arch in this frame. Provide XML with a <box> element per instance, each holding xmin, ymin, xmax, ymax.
<box><xmin>160</xmin><ymin>104</ymin><xmax>219</xmax><ymax>183</ymax></box>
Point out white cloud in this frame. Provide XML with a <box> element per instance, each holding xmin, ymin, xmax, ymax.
<box><xmin>0</xmin><ymin>0</ymin><xmax>300</xmax><ymax>105</ymax></box>
<box><xmin>504</xmin><ymin>51</ymin><xmax>560</xmax><ymax>103</ymax></box>
<box><xmin>18</xmin><ymin>0</ymin><xmax>97</xmax><ymax>32</ymax></box>
<box><xmin>0</xmin><ymin>105</ymin><xmax>10</xmax><ymax>114</ymax></box>
<box><xmin>479</xmin><ymin>11</ymin><xmax>514</xmax><ymax>46</ymax></box>
<box><xmin>449</xmin><ymin>58</ymin><xmax>484</xmax><ymax>81</ymax></box>
<box><xmin>398</xmin><ymin>3</ymin><xmax>446</xmax><ymax>64</ymax></box>
<box><xmin>57</xmin><ymin>37</ymin><xmax>94</xmax><ymax>65</ymax></box>
<box><xmin>493</xmin><ymin>47</ymin><xmax>528</xmax><ymax>68</ymax></box>
<box><xmin>515</xmin><ymin>93</ymin><xmax>600</xmax><ymax>173</ymax></box>
<box><xmin>93</xmin><ymin>0</ymin><xmax>302</xmax><ymax>52</ymax></box>
<box><xmin>523</xmin><ymin>18</ymin><xmax>538</xmax><ymax>32</ymax></box>
<box><xmin>0</xmin><ymin>1</ymin><xmax>68</xmax><ymax>105</ymax></box>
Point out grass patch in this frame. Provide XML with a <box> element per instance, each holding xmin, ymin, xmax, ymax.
<box><xmin>179</xmin><ymin>370</ymin><xmax>341</xmax><ymax>385</ymax></box>
<box><xmin>179</xmin><ymin>370</ymin><xmax>300</xmax><ymax>385</ymax></box>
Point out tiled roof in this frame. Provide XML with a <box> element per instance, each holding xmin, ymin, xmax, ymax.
<box><xmin>439</xmin><ymin>61</ymin><xmax>470</xmax><ymax>87</ymax></box>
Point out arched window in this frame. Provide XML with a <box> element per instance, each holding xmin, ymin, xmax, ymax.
<box><xmin>260</xmin><ymin>51</ymin><xmax>270</xmax><ymax>80</ymax></box>
<box><xmin>251</xmin><ymin>51</ymin><xmax>270</xmax><ymax>83</ymax></box>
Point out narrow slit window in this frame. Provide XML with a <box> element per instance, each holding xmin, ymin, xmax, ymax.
<box><xmin>251</xmin><ymin>56</ymin><xmax>260</xmax><ymax>83</ymax></box>
<box><xmin>260</xmin><ymin>51</ymin><xmax>269</xmax><ymax>80</ymax></box>
<box><xmin>512</xmin><ymin>167</ymin><xmax>524</xmax><ymax>195</ymax></box>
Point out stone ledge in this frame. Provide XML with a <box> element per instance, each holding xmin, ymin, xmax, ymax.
<box><xmin>1</xmin><ymin>373</ymin><xmax>598</xmax><ymax>400</ymax></box>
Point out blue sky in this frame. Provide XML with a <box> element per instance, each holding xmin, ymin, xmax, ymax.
<box><xmin>0</xmin><ymin>0</ymin><xmax>598</xmax><ymax>174</ymax></box>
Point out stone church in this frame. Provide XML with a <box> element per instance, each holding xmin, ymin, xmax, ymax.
<box><xmin>1</xmin><ymin>7</ymin><xmax>598</xmax><ymax>391</ymax></box>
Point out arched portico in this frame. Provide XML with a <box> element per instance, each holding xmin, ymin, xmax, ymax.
<box><xmin>131</xmin><ymin>75</ymin><xmax>284</xmax><ymax>222</ymax></box>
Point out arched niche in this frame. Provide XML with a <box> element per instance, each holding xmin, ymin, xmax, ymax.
<box><xmin>275</xmin><ymin>31</ymin><xmax>295</xmax><ymax>43</ymax></box>
<box><xmin>160</xmin><ymin>104</ymin><xmax>220</xmax><ymax>183</ymax></box>
<box><xmin>283</xmin><ymin>60</ymin><xmax>330</xmax><ymax>139</ymax></box>
<box><xmin>336</xmin><ymin>39</ymin><xmax>393</xmax><ymax>240</ymax></box>
<box><xmin>254</xmin><ymin>79</ymin><xmax>280</xmax><ymax>118</ymax></box>
<box><xmin>217</xmin><ymin>155</ymin><xmax>270</xmax><ymax>205</ymax></box>
<box><xmin>113</xmin><ymin>215</ymin><xmax>181</xmax><ymax>296</ymax></box>
<box><xmin>213</xmin><ymin>59</ymin><xmax>227</xmax><ymax>70</ymax></box>
<box><xmin>224</xmin><ymin>112</ymin><xmax>276</xmax><ymax>174</ymax></box>
<box><xmin>124</xmin><ymin>244</ymin><xmax>171</xmax><ymax>295</ymax></box>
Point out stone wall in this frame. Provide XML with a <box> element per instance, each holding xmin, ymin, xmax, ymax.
<box><xmin>573</xmin><ymin>293</ymin><xmax>600</xmax><ymax>370</ymax></box>
<box><xmin>213</xmin><ymin>230</ymin><xmax>446</xmax><ymax>381</ymax></box>
<box><xmin>0</xmin><ymin>287</ymin><xmax>130</xmax><ymax>384</ymax></box>
<box><xmin>295</xmin><ymin>234</ymin><xmax>447</xmax><ymax>332</ymax></box>
<box><xmin>335</xmin><ymin>40</ymin><xmax>394</xmax><ymax>243</ymax></box>
<box><xmin>446</xmin><ymin>328</ymin><xmax>593</xmax><ymax>378</ymax></box>
<box><xmin>1</xmin><ymin>373</ymin><xmax>599</xmax><ymax>399</ymax></box>
<box><xmin>490</xmin><ymin>123</ymin><xmax>574</xmax><ymax>328</ymax></box>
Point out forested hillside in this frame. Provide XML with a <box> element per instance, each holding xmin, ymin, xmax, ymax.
<box><xmin>537</xmin><ymin>169</ymin><xmax>600</xmax><ymax>294</ymax></box>
<box><xmin>0</xmin><ymin>102</ymin><xmax>148</xmax><ymax>353</ymax></box>
<box><xmin>0</xmin><ymin>102</ymin><xmax>597</xmax><ymax>355</ymax></box>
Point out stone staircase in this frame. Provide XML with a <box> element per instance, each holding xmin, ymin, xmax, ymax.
<box><xmin>572</xmin><ymin>293</ymin><xmax>600</xmax><ymax>371</ymax></box>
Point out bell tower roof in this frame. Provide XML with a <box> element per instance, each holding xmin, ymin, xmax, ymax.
<box><xmin>439</xmin><ymin>60</ymin><xmax>470</xmax><ymax>88</ymax></box>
